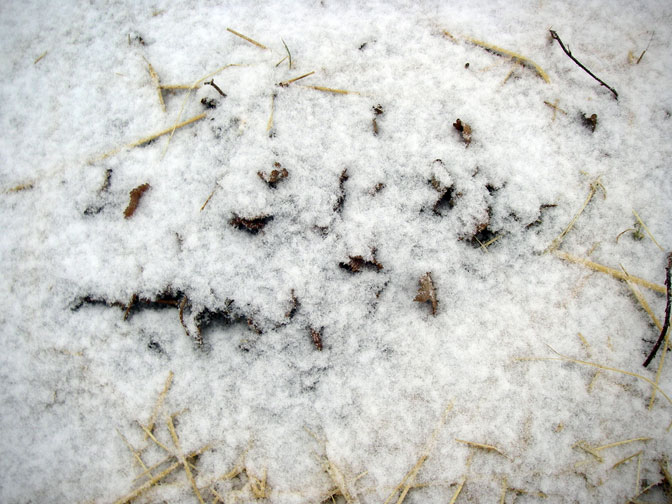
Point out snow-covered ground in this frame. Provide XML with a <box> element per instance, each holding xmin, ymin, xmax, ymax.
<box><xmin>1</xmin><ymin>1</ymin><xmax>671</xmax><ymax>502</ymax></box>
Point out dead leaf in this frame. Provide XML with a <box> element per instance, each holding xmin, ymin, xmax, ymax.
<box><xmin>123</xmin><ymin>183</ymin><xmax>150</xmax><ymax>219</ymax></box>
<box><xmin>453</xmin><ymin>118</ymin><xmax>472</xmax><ymax>146</ymax></box>
<box><xmin>258</xmin><ymin>162</ymin><xmax>289</xmax><ymax>188</ymax></box>
<box><xmin>414</xmin><ymin>272</ymin><xmax>438</xmax><ymax>315</ymax></box>
<box><xmin>229</xmin><ymin>214</ymin><xmax>274</xmax><ymax>234</ymax></box>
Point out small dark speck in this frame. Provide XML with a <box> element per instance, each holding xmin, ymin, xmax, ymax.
<box><xmin>465</xmin><ymin>62</ymin><xmax>470</xmax><ymax>69</ymax></box>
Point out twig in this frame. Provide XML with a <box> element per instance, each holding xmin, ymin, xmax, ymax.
<box><xmin>549</xmin><ymin>30</ymin><xmax>618</xmax><ymax>100</ymax></box>
<box><xmin>205</xmin><ymin>80</ymin><xmax>226</xmax><ymax>97</ymax></box>
<box><xmin>643</xmin><ymin>253</ymin><xmax>672</xmax><ymax>367</ymax></box>
<box><xmin>226</xmin><ymin>28</ymin><xmax>268</xmax><ymax>49</ymax></box>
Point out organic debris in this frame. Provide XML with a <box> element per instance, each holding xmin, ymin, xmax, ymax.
<box><xmin>643</xmin><ymin>253</ymin><xmax>672</xmax><ymax>367</ymax></box>
<box><xmin>310</xmin><ymin>327</ymin><xmax>323</xmax><ymax>351</ymax></box>
<box><xmin>226</xmin><ymin>27</ymin><xmax>268</xmax><ymax>50</ymax></box>
<box><xmin>369</xmin><ymin>182</ymin><xmax>385</xmax><ymax>195</ymax></box>
<box><xmin>285</xmin><ymin>289</ymin><xmax>299</xmax><ymax>319</ymax></box>
<box><xmin>205</xmin><ymin>79</ymin><xmax>227</xmax><ymax>97</ymax></box>
<box><xmin>201</xmin><ymin>97</ymin><xmax>217</xmax><ymax>109</ymax></box>
<box><xmin>453</xmin><ymin>118</ymin><xmax>472</xmax><ymax>146</ymax></box>
<box><xmin>123</xmin><ymin>183</ymin><xmax>150</xmax><ymax>219</ymax></box>
<box><xmin>429</xmin><ymin>175</ymin><xmax>457</xmax><ymax>215</ymax></box>
<box><xmin>414</xmin><ymin>272</ymin><xmax>438</xmax><ymax>316</ymax></box>
<box><xmin>372</xmin><ymin>104</ymin><xmax>384</xmax><ymax>136</ymax></box>
<box><xmin>339</xmin><ymin>249</ymin><xmax>383</xmax><ymax>273</ymax></box>
<box><xmin>465</xmin><ymin>36</ymin><xmax>550</xmax><ymax>83</ymax></box>
<box><xmin>581</xmin><ymin>112</ymin><xmax>598</xmax><ymax>132</ymax></box>
<box><xmin>333</xmin><ymin>169</ymin><xmax>349</xmax><ymax>213</ymax></box>
<box><xmin>549</xmin><ymin>30</ymin><xmax>618</xmax><ymax>99</ymax></box>
<box><xmin>258</xmin><ymin>162</ymin><xmax>289</xmax><ymax>188</ymax></box>
<box><xmin>278</xmin><ymin>71</ymin><xmax>315</xmax><ymax>87</ymax></box>
<box><xmin>229</xmin><ymin>214</ymin><xmax>274</xmax><ymax>234</ymax></box>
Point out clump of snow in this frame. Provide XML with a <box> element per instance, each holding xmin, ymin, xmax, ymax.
<box><xmin>1</xmin><ymin>0</ymin><xmax>671</xmax><ymax>502</ymax></box>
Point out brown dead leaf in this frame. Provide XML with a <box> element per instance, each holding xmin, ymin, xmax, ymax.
<box><xmin>414</xmin><ymin>272</ymin><xmax>438</xmax><ymax>315</ymax></box>
<box><xmin>453</xmin><ymin>118</ymin><xmax>472</xmax><ymax>146</ymax></box>
<box><xmin>123</xmin><ymin>183</ymin><xmax>150</xmax><ymax>219</ymax></box>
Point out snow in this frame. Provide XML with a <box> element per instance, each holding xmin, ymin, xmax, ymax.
<box><xmin>1</xmin><ymin>0</ymin><xmax>671</xmax><ymax>502</ymax></box>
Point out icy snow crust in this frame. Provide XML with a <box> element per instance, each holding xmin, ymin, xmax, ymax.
<box><xmin>1</xmin><ymin>0</ymin><xmax>671</xmax><ymax>502</ymax></box>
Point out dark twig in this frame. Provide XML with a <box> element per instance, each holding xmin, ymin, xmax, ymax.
<box><xmin>643</xmin><ymin>253</ymin><xmax>672</xmax><ymax>367</ymax></box>
<box><xmin>205</xmin><ymin>80</ymin><xmax>226</xmax><ymax>97</ymax></box>
<box><xmin>549</xmin><ymin>30</ymin><xmax>618</xmax><ymax>100</ymax></box>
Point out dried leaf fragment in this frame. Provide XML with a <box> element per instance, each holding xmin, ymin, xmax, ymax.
<box><xmin>229</xmin><ymin>214</ymin><xmax>274</xmax><ymax>234</ymax></box>
<box><xmin>123</xmin><ymin>183</ymin><xmax>150</xmax><ymax>218</ymax></box>
<box><xmin>333</xmin><ymin>169</ymin><xmax>349</xmax><ymax>213</ymax></box>
<box><xmin>453</xmin><ymin>119</ymin><xmax>472</xmax><ymax>146</ymax></box>
<box><xmin>258</xmin><ymin>162</ymin><xmax>289</xmax><ymax>188</ymax></box>
<box><xmin>581</xmin><ymin>113</ymin><xmax>598</xmax><ymax>133</ymax></box>
<box><xmin>310</xmin><ymin>327</ymin><xmax>323</xmax><ymax>351</ymax></box>
<box><xmin>414</xmin><ymin>272</ymin><xmax>438</xmax><ymax>315</ymax></box>
<box><xmin>339</xmin><ymin>249</ymin><xmax>383</xmax><ymax>273</ymax></box>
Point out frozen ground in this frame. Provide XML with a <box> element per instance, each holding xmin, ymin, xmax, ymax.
<box><xmin>1</xmin><ymin>1</ymin><xmax>671</xmax><ymax>502</ymax></box>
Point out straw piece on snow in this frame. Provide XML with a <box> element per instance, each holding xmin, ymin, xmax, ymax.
<box><xmin>301</xmin><ymin>85</ymin><xmax>359</xmax><ymax>95</ymax></box>
<box><xmin>34</xmin><ymin>51</ymin><xmax>47</xmax><ymax>64</ymax></box>
<box><xmin>5</xmin><ymin>182</ymin><xmax>34</xmax><ymax>193</ymax></box>
<box><xmin>594</xmin><ymin>437</ymin><xmax>652</xmax><ymax>452</ymax></box>
<box><xmin>129</xmin><ymin>113</ymin><xmax>206</xmax><ymax>149</ymax></box>
<box><xmin>455</xmin><ymin>439</ymin><xmax>507</xmax><ymax>458</ymax></box>
<box><xmin>632</xmin><ymin>209</ymin><xmax>664</xmax><ymax>252</ymax></box>
<box><xmin>499</xmin><ymin>478</ymin><xmax>507</xmax><ymax>504</ymax></box>
<box><xmin>519</xmin><ymin>346</ymin><xmax>672</xmax><ymax>411</ymax></box>
<box><xmin>553</xmin><ymin>251</ymin><xmax>666</xmax><ymax>294</ymax></box>
<box><xmin>226</xmin><ymin>28</ymin><xmax>268</xmax><ymax>49</ymax></box>
<box><xmin>167</xmin><ymin>416</ymin><xmax>205</xmax><ymax>504</ymax></box>
<box><xmin>611</xmin><ymin>450</ymin><xmax>642</xmax><ymax>470</ymax></box>
<box><xmin>144</xmin><ymin>370</ymin><xmax>174</xmax><ymax>439</ymax></box>
<box><xmin>620</xmin><ymin>265</ymin><xmax>663</xmax><ymax>331</ymax></box>
<box><xmin>384</xmin><ymin>403</ymin><xmax>454</xmax><ymax>504</ymax></box>
<box><xmin>116</xmin><ymin>427</ymin><xmax>150</xmax><ymax>473</ymax></box>
<box><xmin>267</xmin><ymin>93</ymin><xmax>275</xmax><ymax>132</ymax></box>
<box><xmin>200</xmin><ymin>186</ymin><xmax>217</xmax><ymax>211</ymax></box>
<box><xmin>466</xmin><ymin>36</ymin><xmax>550</xmax><ymax>83</ymax></box>
<box><xmin>545</xmin><ymin>178</ymin><xmax>605</xmax><ymax>254</ymax></box>
<box><xmin>114</xmin><ymin>445</ymin><xmax>210</xmax><ymax>504</ymax></box>
<box><xmin>448</xmin><ymin>478</ymin><xmax>466</xmax><ymax>504</ymax></box>
<box><xmin>159</xmin><ymin>84</ymin><xmax>195</xmax><ymax>90</ymax></box>
<box><xmin>277</xmin><ymin>71</ymin><xmax>315</xmax><ymax>87</ymax></box>
<box><xmin>323</xmin><ymin>457</ymin><xmax>360</xmax><ymax>504</ymax></box>
<box><xmin>145</xmin><ymin>59</ymin><xmax>166</xmax><ymax>113</ymax></box>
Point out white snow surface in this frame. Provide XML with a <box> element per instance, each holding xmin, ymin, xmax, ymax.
<box><xmin>1</xmin><ymin>1</ymin><xmax>672</xmax><ymax>502</ymax></box>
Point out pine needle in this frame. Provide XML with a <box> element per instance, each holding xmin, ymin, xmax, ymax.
<box><xmin>632</xmin><ymin>209</ymin><xmax>664</xmax><ymax>252</ymax></box>
<box><xmin>466</xmin><ymin>37</ymin><xmax>550</xmax><ymax>83</ymax></box>
<box><xmin>553</xmin><ymin>251</ymin><xmax>666</xmax><ymax>294</ymax></box>
<box><xmin>226</xmin><ymin>28</ymin><xmax>268</xmax><ymax>49</ymax></box>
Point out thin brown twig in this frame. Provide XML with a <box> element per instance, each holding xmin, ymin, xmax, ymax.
<box><xmin>549</xmin><ymin>30</ymin><xmax>618</xmax><ymax>100</ymax></box>
<box><xmin>643</xmin><ymin>253</ymin><xmax>672</xmax><ymax>367</ymax></box>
